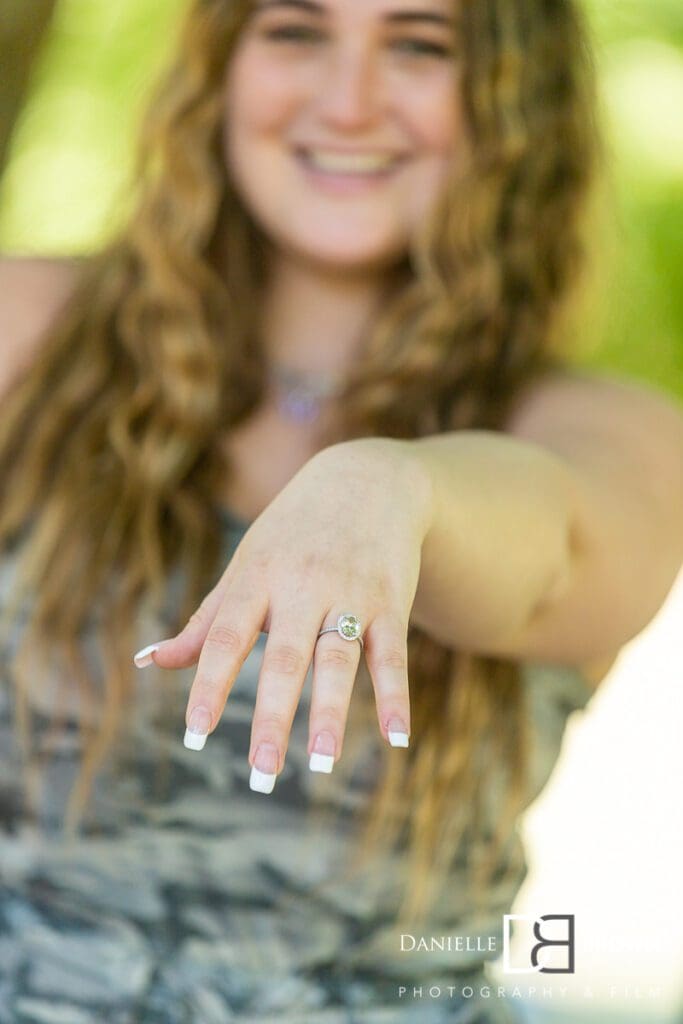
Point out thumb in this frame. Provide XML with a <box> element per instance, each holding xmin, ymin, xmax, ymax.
<box><xmin>133</xmin><ymin>583</ymin><xmax>225</xmax><ymax>670</ymax></box>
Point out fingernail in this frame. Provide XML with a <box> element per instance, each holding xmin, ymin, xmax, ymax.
<box><xmin>250</xmin><ymin>743</ymin><xmax>279</xmax><ymax>793</ymax></box>
<box><xmin>184</xmin><ymin>706</ymin><xmax>212</xmax><ymax>751</ymax></box>
<box><xmin>309</xmin><ymin>730</ymin><xmax>336</xmax><ymax>773</ymax></box>
<box><xmin>133</xmin><ymin>641</ymin><xmax>164</xmax><ymax>668</ymax></box>
<box><xmin>387</xmin><ymin>717</ymin><xmax>409</xmax><ymax>748</ymax></box>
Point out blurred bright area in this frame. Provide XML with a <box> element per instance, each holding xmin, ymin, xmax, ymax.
<box><xmin>0</xmin><ymin>0</ymin><xmax>188</xmax><ymax>252</ymax></box>
<box><xmin>579</xmin><ymin>0</ymin><xmax>683</xmax><ymax>401</ymax></box>
<box><xmin>489</xmin><ymin>565</ymin><xmax>683</xmax><ymax>1024</ymax></box>
<box><xmin>1</xmin><ymin>4</ymin><xmax>682</xmax><ymax>1023</ymax></box>
<box><xmin>0</xmin><ymin>0</ymin><xmax>682</xmax><ymax>400</ymax></box>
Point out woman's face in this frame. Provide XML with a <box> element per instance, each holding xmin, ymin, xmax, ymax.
<box><xmin>223</xmin><ymin>0</ymin><xmax>464</xmax><ymax>273</ymax></box>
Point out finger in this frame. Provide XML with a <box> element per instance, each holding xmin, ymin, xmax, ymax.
<box><xmin>248</xmin><ymin>602</ymin><xmax>323</xmax><ymax>794</ymax></box>
<box><xmin>362</xmin><ymin>611</ymin><xmax>411</xmax><ymax>748</ymax></box>
<box><xmin>132</xmin><ymin>579</ymin><xmax>227</xmax><ymax>670</ymax></box>
<box><xmin>307</xmin><ymin>610</ymin><xmax>363</xmax><ymax>774</ymax></box>
<box><xmin>183</xmin><ymin>586</ymin><xmax>269</xmax><ymax>750</ymax></box>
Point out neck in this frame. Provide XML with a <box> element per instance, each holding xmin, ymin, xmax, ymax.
<box><xmin>258</xmin><ymin>249</ymin><xmax>407</xmax><ymax>374</ymax></box>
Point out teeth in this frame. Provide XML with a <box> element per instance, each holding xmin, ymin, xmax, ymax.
<box><xmin>304</xmin><ymin>149</ymin><xmax>399</xmax><ymax>174</ymax></box>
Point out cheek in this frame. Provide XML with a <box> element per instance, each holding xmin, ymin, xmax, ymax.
<box><xmin>406</xmin><ymin>70</ymin><xmax>465</xmax><ymax>163</ymax></box>
<box><xmin>225</xmin><ymin>47</ymin><xmax>302</xmax><ymax>142</ymax></box>
<box><xmin>402</xmin><ymin>78</ymin><xmax>465</xmax><ymax>224</ymax></box>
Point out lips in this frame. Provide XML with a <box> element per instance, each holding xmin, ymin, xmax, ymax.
<box><xmin>295</xmin><ymin>146</ymin><xmax>407</xmax><ymax>178</ymax></box>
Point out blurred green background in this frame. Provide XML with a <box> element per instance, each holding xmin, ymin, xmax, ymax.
<box><xmin>1</xmin><ymin>0</ymin><xmax>681</xmax><ymax>399</ymax></box>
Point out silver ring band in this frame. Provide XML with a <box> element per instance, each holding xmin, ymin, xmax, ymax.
<box><xmin>316</xmin><ymin>612</ymin><xmax>364</xmax><ymax>650</ymax></box>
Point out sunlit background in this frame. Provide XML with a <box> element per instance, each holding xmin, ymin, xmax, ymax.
<box><xmin>1</xmin><ymin>2</ymin><xmax>682</xmax><ymax>1022</ymax></box>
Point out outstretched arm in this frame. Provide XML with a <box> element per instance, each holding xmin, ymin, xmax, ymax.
<box><xmin>410</xmin><ymin>370</ymin><xmax>683</xmax><ymax>669</ymax></box>
<box><xmin>136</xmin><ymin>370</ymin><xmax>682</xmax><ymax>782</ymax></box>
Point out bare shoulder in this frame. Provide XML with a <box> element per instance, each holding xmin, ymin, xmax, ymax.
<box><xmin>505</xmin><ymin>367</ymin><xmax>683</xmax><ymax>694</ymax></box>
<box><xmin>0</xmin><ymin>254</ymin><xmax>83</xmax><ymax>333</ymax></box>
<box><xmin>0</xmin><ymin>255</ymin><xmax>84</xmax><ymax>398</ymax></box>
<box><xmin>504</xmin><ymin>365</ymin><xmax>683</xmax><ymax>511</ymax></box>
<box><xmin>504</xmin><ymin>366</ymin><xmax>683</xmax><ymax>447</ymax></box>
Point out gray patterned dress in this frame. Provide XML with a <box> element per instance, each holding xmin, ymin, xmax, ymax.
<box><xmin>0</xmin><ymin>507</ymin><xmax>594</xmax><ymax>1024</ymax></box>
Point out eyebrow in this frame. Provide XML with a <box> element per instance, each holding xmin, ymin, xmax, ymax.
<box><xmin>253</xmin><ymin>1</ymin><xmax>453</xmax><ymax>28</ymax></box>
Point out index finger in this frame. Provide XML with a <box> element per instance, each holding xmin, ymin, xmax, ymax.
<box><xmin>183</xmin><ymin>587</ymin><xmax>268</xmax><ymax>750</ymax></box>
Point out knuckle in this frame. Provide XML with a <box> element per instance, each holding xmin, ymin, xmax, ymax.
<box><xmin>316</xmin><ymin>705</ymin><xmax>346</xmax><ymax>729</ymax></box>
<box><xmin>317</xmin><ymin>644</ymin><xmax>356</xmax><ymax>669</ymax></box>
<box><xmin>193</xmin><ymin>675</ymin><xmax>223</xmax><ymax>697</ymax></box>
<box><xmin>204</xmin><ymin>623</ymin><xmax>244</xmax><ymax>653</ymax></box>
<box><xmin>187</xmin><ymin>606</ymin><xmax>210</xmax><ymax>631</ymax></box>
<box><xmin>256</xmin><ymin>710</ymin><xmax>289</xmax><ymax>733</ymax></box>
<box><xmin>375</xmin><ymin>645</ymin><xmax>408</xmax><ymax>671</ymax></box>
<box><xmin>298</xmin><ymin>550</ymin><xmax>321</xmax><ymax>582</ymax></box>
<box><xmin>369</xmin><ymin>576</ymin><xmax>393</xmax><ymax>604</ymax></box>
<box><xmin>249</xmin><ymin>550</ymin><xmax>272</xmax><ymax>577</ymax></box>
<box><xmin>263</xmin><ymin>643</ymin><xmax>307</xmax><ymax>677</ymax></box>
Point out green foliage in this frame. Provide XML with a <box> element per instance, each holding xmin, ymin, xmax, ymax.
<box><xmin>579</xmin><ymin>0</ymin><xmax>683</xmax><ymax>396</ymax></box>
<box><xmin>0</xmin><ymin>0</ymin><xmax>188</xmax><ymax>251</ymax></box>
<box><xmin>0</xmin><ymin>0</ymin><xmax>681</xmax><ymax>399</ymax></box>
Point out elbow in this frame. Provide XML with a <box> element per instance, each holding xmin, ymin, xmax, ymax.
<box><xmin>583</xmin><ymin>511</ymin><xmax>682</xmax><ymax>658</ymax></box>
<box><xmin>508</xmin><ymin>491</ymin><xmax>683</xmax><ymax>665</ymax></box>
<box><xmin>635</xmin><ymin>434</ymin><xmax>683</xmax><ymax>631</ymax></box>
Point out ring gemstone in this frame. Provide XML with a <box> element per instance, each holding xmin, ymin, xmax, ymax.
<box><xmin>338</xmin><ymin>613</ymin><xmax>362</xmax><ymax>641</ymax></box>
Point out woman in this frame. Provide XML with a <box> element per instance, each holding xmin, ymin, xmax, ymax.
<box><xmin>1</xmin><ymin>0</ymin><xmax>682</xmax><ymax>1021</ymax></box>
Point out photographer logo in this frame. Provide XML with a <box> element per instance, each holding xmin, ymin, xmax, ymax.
<box><xmin>503</xmin><ymin>914</ymin><xmax>575</xmax><ymax>974</ymax></box>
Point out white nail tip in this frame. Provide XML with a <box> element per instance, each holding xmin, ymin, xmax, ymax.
<box><xmin>309</xmin><ymin>752</ymin><xmax>334</xmax><ymax>773</ymax></box>
<box><xmin>184</xmin><ymin>729</ymin><xmax>207</xmax><ymax>751</ymax></box>
<box><xmin>388</xmin><ymin>731</ymin><xmax>409</xmax><ymax>748</ymax></box>
<box><xmin>250</xmin><ymin>766</ymin><xmax>276</xmax><ymax>794</ymax></box>
<box><xmin>133</xmin><ymin>643</ymin><xmax>160</xmax><ymax>668</ymax></box>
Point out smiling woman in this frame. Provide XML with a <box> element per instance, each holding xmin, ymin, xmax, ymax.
<box><xmin>2</xmin><ymin>0</ymin><xmax>677</xmax><ymax>1022</ymax></box>
<box><xmin>225</xmin><ymin>0</ymin><xmax>464</xmax><ymax>269</ymax></box>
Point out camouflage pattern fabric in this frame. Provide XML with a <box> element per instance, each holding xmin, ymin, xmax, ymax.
<box><xmin>0</xmin><ymin>509</ymin><xmax>594</xmax><ymax>1023</ymax></box>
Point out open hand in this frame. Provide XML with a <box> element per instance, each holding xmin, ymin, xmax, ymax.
<box><xmin>133</xmin><ymin>437</ymin><xmax>433</xmax><ymax>794</ymax></box>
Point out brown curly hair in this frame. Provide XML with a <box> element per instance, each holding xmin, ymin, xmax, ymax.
<box><xmin>0</xmin><ymin>0</ymin><xmax>600</xmax><ymax>929</ymax></box>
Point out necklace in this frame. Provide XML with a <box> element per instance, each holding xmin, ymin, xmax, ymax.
<box><xmin>268</xmin><ymin>360</ymin><xmax>347</xmax><ymax>424</ymax></box>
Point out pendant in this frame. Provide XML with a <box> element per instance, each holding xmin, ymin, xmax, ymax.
<box><xmin>275</xmin><ymin>387</ymin><xmax>323</xmax><ymax>424</ymax></box>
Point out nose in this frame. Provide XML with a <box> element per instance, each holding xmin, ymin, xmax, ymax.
<box><xmin>314</xmin><ymin>45</ymin><xmax>381</xmax><ymax>131</ymax></box>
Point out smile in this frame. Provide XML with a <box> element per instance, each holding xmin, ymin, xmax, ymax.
<box><xmin>294</xmin><ymin>147</ymin><xmax>408</xmax><ymax>190</ymax></box>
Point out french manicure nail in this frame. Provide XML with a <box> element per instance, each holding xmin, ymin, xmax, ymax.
<box><xmin>309</xmin><ymin>730</ymin><xmax>335</xmax><ymax>773</ymax></box>
<box><xmin>133</xmin><ymin>642</ymin><xmax>163</xmax><ymax>668</ymax></box>
<box><xmin>184</xmin><ymin>706</ymin><xmax>212</xmax><ymax>751</ymax></box>
<box><xmin>387</xmin><ymin>717</ymin><xmax>409</xmax><ymax>748</ymax></box>
<box><xmin>250</xmin><ymin>766</ymin><xmax>277</xmax><ymax>793</ymax></box>
<box><xmin>250</xmin><ymin>743</ymin><xmax>279</xmax><ymax>793</ymax></box>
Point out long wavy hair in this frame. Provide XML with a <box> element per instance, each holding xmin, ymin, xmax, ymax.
<box><xmin>0</xmin><ymin>0</ymin><xmax>599</xmax><ymax>929</ymax></box>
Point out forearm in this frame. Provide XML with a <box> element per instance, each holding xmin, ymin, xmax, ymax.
<box><xmin>408</xmin><ymin>430</ymin><xmax>576</xmax><ymax>655</ymax></box>
<box><xmin>408</xmin><ymin>429</ymin><xmax>682</xmax><ymax>663</ymax></box>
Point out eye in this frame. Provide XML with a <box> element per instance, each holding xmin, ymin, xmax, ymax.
<box><xmin>261</xmin><ymin>24</ymin><xmax>324</xmax><ymax>44</ymax></box>
<box><xmin>392</xmin><ymin>38</ymin><xmax>453</xmax><ymax>58</ymax></box>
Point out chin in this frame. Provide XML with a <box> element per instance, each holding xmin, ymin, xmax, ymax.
<box><xmin>282</xmin><ymin>235</ymin><xmax>410</xmax><ymax>274</ymax></box>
